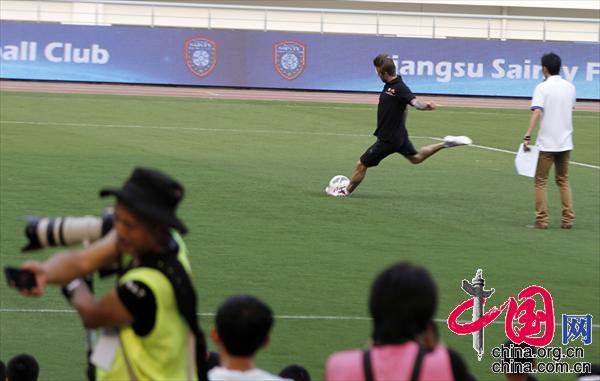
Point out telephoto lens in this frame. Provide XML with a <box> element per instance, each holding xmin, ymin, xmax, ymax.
<box><xmin>22</xmin><ymin>211</ymin><xmax>114</xmax><ymax>252</ymax></box>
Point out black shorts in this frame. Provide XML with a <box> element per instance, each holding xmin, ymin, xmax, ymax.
<box><xmin>360</xmin><ymin>138</ymin><xmax>417</xmax><ymax>167</ymax></box>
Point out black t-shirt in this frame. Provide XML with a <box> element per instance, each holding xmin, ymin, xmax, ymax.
<box><xmin>117</xmin><ymin>280</ymin><xmax>156</xmax><ymax>337</ymax></box>
<box><xmin>374</xmin><ymin>76</ymin><xmax>416</xmax><ymax>143</ymax></box>
<box><xmin>116</xmin><ymin>238</ymin><xmax>180</xmax><ymax>337</ymax></box>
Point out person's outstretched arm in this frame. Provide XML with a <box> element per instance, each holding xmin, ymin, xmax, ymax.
<box><xmin>19</xmin><ymin>230</ymin><xmax>120</xmax><ymax>296</ymax></box>
<box><xmin>410</xmin><ymin>98</ymin><xmax>436</xmax><ymax>110</ymax></box>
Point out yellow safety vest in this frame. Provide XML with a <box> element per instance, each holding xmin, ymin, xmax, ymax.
<box><xmin>99</xmin><ymin>232</ymin><xmax>197</xmax><ymax>381</ymax></box>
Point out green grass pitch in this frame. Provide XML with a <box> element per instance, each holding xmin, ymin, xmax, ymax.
<box><xmin>1</xmin><ymin>91</ymin><xmax>598</xmax><ymax>380</ymax></box>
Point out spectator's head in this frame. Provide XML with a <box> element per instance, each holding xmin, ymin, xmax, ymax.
<box><xmin>0</xmin><ymin>360</ymin><xmax>6</xmax><ymax>381</ymax></box>
<box><xmin>541</xmin><ymin>52</ymin><xmax>561</xmax><ymax>76</ymax></box>
<box><xmin>212</xmin><ymin>295</ymin><xmax>274</xmax><ymax>358</ymax></box>
<box><xmin>369</xmin><ymin>262</ymin><xmax>437</xmax><ymax>345</ymax></box>
<box><xmin>6</xmin><ymin>354</ymin><xmax>39</xmax><ymax>381</ymax></box>
<box><xmin>502</xmin><ymin>341</ymin><xmax>536</xmax><ymax>381</ymax></box>
<box><xmin>100</xmin><ymin>167</ymin><xmax>187</xmax><ymax>255</ymax></box>
<box><xmin>279</xmin><ymin>364</ymin><xmax>311</xmax><ymax>381</ymax></box>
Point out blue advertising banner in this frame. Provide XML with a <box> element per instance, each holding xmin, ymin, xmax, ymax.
<box><xmin>1</xmin><ymin>21</ymin><xmax>599</xmax><ymax>99</ymax></box>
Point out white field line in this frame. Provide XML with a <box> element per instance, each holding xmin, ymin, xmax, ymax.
<box><xmin>2</xmin><ymin>85</ymin><xmax>599</xmax><ymax>113</ymax></box>
<box><xmin>0</xmin><ymin>120</ymin><xmax>369</xmax><ymax>138</ymax></box>
<box><xmin>429</xmin><ymin>138</ymin><xmax>600</xmax><ymax>170</ymax></box>
<box><xmin>279</xmin><ymin>104</ymin><xmax>600</xmax><ymax>118</ymax></box>
<box><xmin>1</xmin><ymin>308</ymin><xmax>598</xmax><ymax>328</ymax></box>
<box><xmin>3</xmin><ymin>87</ymin><xmax>599</xmax><ymax>115</ymax></box>
<box><xmin>5</xmin><ymin>93</ymin><xmax>599</xmax><ymax>117</ymax></box>
<box><xmin>1</xmin><ymin>120</ymin><xmax>599</xmax><ymax>170</ymax></box>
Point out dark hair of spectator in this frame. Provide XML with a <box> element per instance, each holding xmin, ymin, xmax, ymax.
<box><xmin>7</xmin><ymin>354</ymin><xmax>39</xmax><ymax>381</ymax></box>
<box><xmin>369</xmin><ymin>262</ymin><xmax>437</xmax><ymax>345</ymax></box>
<box><xmin>216</xmin><ymin>295</ymin><xmax>274</xmax><ymax>357</ymax></box>
<box><xmin>279</xmin><ymin>364</ymin><xmax>311</xmax><ymax>381</ymax></box>
<box><xmin>1</xmin><ymin>360</ymin><xmax>6</xmax><ymax>381</ymax></box>
<box><xmin>541</xmin><ymin>53</ymin><xmax>561</xmax><ymax>75</ymax></box>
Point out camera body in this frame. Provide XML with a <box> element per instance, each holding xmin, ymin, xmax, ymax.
<box><xmin>4</xmin><ymin>267</ymin><xmax>37</xmax><ymax>290</ymax></box>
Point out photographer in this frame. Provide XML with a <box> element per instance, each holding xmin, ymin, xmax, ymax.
<box><xmin>12</xmin><ymin>167</ymin><xmax>209</xmax><ymax>381</ymax></box>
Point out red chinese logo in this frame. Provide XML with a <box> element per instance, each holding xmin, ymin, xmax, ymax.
<box><xmin>447</xmin><ymin>285</ymin><xmax>555</xmax><ymax>347</ymax></box>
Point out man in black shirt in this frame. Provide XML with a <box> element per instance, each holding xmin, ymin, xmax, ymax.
<box><xmin>326</xmin><ymin>54</ymin><xmax>472</xmax><ymax>197</ymax></box>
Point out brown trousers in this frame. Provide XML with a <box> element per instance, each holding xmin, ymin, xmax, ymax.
<box><xmin>534</xmin><ymin>151</ymin><xmax>575</xmax><ymax>225</ymax></box>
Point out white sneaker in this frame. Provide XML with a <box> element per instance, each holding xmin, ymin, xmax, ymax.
<box><xmin>326</xmin><ymin>186</ymin><xmax>350</xmax><ymax>197</ymax></box>
<box><xmin>443</xmin><ymin>135</ymin><xmax>472</xmax><ymax>147</ymax></box>
<box><xmin>333</xmin><ymin>188</ymin><xmax>350</xmax><ymax>197</ymax></box>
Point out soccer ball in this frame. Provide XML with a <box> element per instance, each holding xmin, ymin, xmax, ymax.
<box><xmin>328</xmin><ymin>175</ymin><xmax>350</xmax><ymax>191</ymax></box>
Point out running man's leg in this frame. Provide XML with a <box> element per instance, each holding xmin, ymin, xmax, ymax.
<box><xmin>346</xmin><ymin>140</ymin><xmax>394</xmax><ymax>194</ymax></box>
<box><xmin>347</xmin><ymin>160</ymin><xmax>367</xmax><ymax>193</ymax></box>
<box><xmin>404</xmin><ymin>136</ymin><xmax>472</xmax><ymax>164</ymax></box>
<box><xmin>406</xmin><ymin>143</ymin><xmax>445</xmax><ymax>164</ymax></box>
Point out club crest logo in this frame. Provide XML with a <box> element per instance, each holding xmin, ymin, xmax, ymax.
<box><xmin>185</xmin><ymin>37</ymin><xmax>217</xmax><ymax>78</ymax></box>
<box><xmin>273</xmin><ymin>40</ymin><xmax>306</xmax><ymax>80</ymax></box>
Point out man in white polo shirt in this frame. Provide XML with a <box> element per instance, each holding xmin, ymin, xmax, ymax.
<box><xmin>523</xmin><ymin>52</ymin><xmax>576</xmax><ymax>229</ymax></box>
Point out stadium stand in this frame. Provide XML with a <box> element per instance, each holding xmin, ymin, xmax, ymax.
<box><xmin>1</xmin><ymin>0</ymin><xmax>598</xmax><ymax>42</ymax></box>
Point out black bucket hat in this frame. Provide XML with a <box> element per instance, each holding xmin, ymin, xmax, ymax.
<box><xmin>99</xmin><ymin>167</ymin><xmax>188</xmax><ymax>234</ymax></box>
